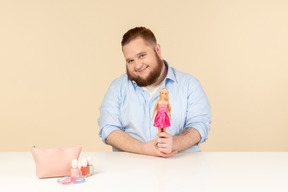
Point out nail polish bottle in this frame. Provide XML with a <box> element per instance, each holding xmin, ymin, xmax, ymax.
<box><xmin>70</xmin><ymin>159</ymin><xmax>80</xmax><ymax>178</ymax></box>
<box><xmin>87</xmin><ymin>156</ymin><xmax>94</xmax><ymax>176</ymax></box>
<box><xmin>80</xmin><ymin>158</ymin><xmax>88</xmax><ymax>177</ymax></box>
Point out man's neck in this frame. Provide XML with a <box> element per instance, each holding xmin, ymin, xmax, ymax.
<box><xmin>151</xmin><ymin>61</ymin><xmax>168</xmax><ymax>86</ymax></box>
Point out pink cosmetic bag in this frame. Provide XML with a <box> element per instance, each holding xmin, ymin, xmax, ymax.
<box><xmin>32</xmin><ymin>145</ymin><xmax>82</xmax><ymax>179</ymax></box>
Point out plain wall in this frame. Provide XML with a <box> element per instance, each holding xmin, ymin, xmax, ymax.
<box><xmin>1</xmin><ymin>0</ymin><xmax>287</xmax><ymax>151</ymax></box>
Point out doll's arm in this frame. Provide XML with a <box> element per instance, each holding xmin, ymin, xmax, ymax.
<box><xmin>151</xmin><ymin>103</ymin><xmax>158</xmax><ymax>120</ymax></box>
<box><xmin>168</xmin><ymin>103</ymin><xmax>172</xmax><ymax>120</ymax></box>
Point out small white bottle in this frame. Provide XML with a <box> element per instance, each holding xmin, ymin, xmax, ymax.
<box><xmin>70</xmin><ymin>159</ymin><xmax>79</xmax><ymax>178</ymax></box>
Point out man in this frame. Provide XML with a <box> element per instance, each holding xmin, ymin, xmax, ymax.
<box><xmin>98</xmin><ymin>27</ymin><xmax>211</xmax><ymax>157</ymax></box>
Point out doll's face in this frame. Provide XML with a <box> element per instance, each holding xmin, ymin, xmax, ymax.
<box><xmin>160</xmin><ymin>89</ymin><xmax>169</xmax><ymax>100</ymax></box>
<box><xmin>122</xmin><ymin>38</ymin><xmax>164</xmax><ymax>86</ymax></box>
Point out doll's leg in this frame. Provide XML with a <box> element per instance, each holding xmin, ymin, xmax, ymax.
<box><xmin>158</xmin><ymin>128</ymin><xmax>166</xmax><ymax>134</ymax></box>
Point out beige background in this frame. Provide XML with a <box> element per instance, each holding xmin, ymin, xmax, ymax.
<box><xmin>1</xmin><ymin>0</ymin><xmax>287</xmax><ymax>152</ymax></box>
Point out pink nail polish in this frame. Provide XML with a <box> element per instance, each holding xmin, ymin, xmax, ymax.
<box><xmin>70</xmin><ymin>159</ymin><xmax>79</xmax><ymax>178</ymax></box>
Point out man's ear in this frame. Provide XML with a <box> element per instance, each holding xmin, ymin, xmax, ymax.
<box><xmin>154</xmin><ymin>44</ymin><xmax>162</xmax><ymax>57</ymax></box>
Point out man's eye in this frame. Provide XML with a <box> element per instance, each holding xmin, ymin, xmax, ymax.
<box><xmin>128</xmin><ymin>60</ymin><xmax>134</xmax><ymax>63</ymax></box>
<box><xmin>139</xmin><ymin>54</ymin><xmax>145</xmax><ymax>58</ymax></box>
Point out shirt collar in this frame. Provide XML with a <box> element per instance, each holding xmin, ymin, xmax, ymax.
<box><xmin>164</xmin><ymin>60</ymin><xmax>177</xmax><ymax>84</ymax></box>
<box><xmin>130</xmin><ymin>60</ymin><xmax>177</xmax><ymax>88</ymax></box>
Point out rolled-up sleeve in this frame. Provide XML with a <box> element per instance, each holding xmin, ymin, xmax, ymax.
<box><xmin>184</xmin><ymin>79</ymin><xmax>211</xmax><ymax>144</ymax></box>
<box><xmin>98</xmin><ymin>79</ymin><xmax>124</xmax><ymax>144</ymax></box>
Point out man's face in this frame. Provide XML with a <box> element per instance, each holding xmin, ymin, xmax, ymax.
<box><xmin>122</xmin><ymin>38</ymin><xmax>163</xmax><ymax>86</ymax></box>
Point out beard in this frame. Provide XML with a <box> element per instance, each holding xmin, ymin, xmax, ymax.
<box><xmin>126</xmin><ymin>53</ymin><xmax>164</xmax><ymax>87</ymax></box>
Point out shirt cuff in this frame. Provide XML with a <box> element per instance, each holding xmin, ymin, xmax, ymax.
<box><xmin>187</xmin><ymin>122</ymin><xmax>209</xmax><ymax>144</ymax></box>
<box><xmin>100</xmin><ymin>126</ymin><xmax>121</xmax><ymax>144</ymax></box>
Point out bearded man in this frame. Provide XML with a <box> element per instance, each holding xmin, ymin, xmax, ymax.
<box><xmin>98</xmin><ymin>27</ymin><xmax>211</xmax><ymax>157</ymax></box>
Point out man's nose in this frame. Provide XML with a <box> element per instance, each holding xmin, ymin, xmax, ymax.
<box><xmin>134</xmin><ymin>59</ymin><xmax>142</xmax><ymax>71</ymax></box>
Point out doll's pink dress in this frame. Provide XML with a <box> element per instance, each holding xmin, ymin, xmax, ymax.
<box><xmin>153</xmin><ymin>103</ymin><xmax>171</xmax><ymax>128</ymax></box>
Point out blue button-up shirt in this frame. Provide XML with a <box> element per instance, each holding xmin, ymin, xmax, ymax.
<box><xmin>98</xmin><ymin>61</ymin><xmax>211</xmax><ymax>152</ymax></box>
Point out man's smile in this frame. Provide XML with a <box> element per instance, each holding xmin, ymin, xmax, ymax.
<box><xmin>136</xmin><ymin>66</ymin><xmax>149</xmax><ymax>74</ymax></box>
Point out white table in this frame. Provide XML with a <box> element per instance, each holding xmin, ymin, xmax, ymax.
<box><xmin>1</xmin><ymin>152</ymin><xmax>288</xmax><ymax>192</ymax></box>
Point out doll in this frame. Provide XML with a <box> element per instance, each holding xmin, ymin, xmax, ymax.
<box><xmin>151</xmin><ymin>88</ymin><xmax>172</xmax><ymax>134</ymax></box>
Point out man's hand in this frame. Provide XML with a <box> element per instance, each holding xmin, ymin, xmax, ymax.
<box><xmin>157</xmin><ymin>132</ymin><xmax>177</xmax><ymax>155</ymax></box>
<box><xmin>142</xmin><ymin>138</ymin><xmax>177</xmax><ymax>158</ymax></box>
<box><xmin>107</xmin><ymin>130</ymin><xmax>177</xmax><ymax>158</ymax></box>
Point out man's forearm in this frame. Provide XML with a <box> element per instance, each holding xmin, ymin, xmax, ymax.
<box><xmin>173</xmin><ymin>127</ymin><xmax>201</xmax><ymax>152</ymax></box>
<box><xmin>106</xmin><ymin>130</ymin><xmax>175</xmax><ymax>157</ymax></box>
<box><xmin>106</xmin><ymin>130</ymin><xmax>144</xmax><ymax>154</ymax></box>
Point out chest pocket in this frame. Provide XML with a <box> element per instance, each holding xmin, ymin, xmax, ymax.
<box><xmin>119</xmin><ymin>92</ymin><xmax>149</xmax><ymax>132</ymax></box>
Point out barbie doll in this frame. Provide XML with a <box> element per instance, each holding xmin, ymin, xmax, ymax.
<box><xmin>151</xmin><ymin>88</ymin><xmax>172</xmax><ymax>134</ymax></box>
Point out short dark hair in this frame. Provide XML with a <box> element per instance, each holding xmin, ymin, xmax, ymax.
<box><xmin>121</xmin><ymin>27</ymin><xmax>157</xmax><ymax>47</ymax></box>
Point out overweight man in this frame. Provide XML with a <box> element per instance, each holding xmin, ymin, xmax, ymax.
<box><xmin>98</xmin><ymin>27</ymin><xmax>211</xmax><ymax>157</ymax></box>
